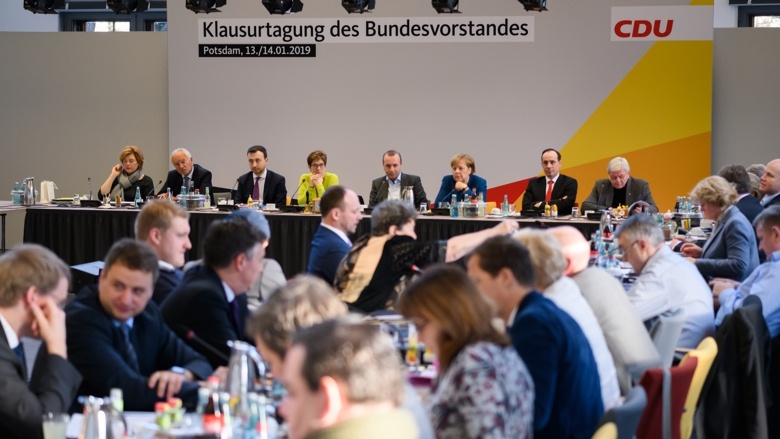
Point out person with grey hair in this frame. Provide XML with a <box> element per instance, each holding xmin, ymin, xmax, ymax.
<box><xmin>615</xmin><ymin>215</ymin><xmax>714</xmax><ymax>349</ymax></box>
<box><xmin>582</xmin><ymin>156</ymin><xmax>658</xmax><ymax>213</ymax></box>
<box><xmin>158</xmin><ymin>147</ymin><xmax>213</xmax><ymax>202</ymax></box>
<box><xmin>279</xmin><ymin>319</ymin><xmax>418</xmax><ymax>439</ymax></box>
<box><xmin>711</xmin><ymin>206</ymin><xmax>780</xmax><ymax>336</ymax></box>
<box><xmin>747</xmin><ymin>163</ymin><xmax>766</xmax><ymax>178</ymax></box>
<box><xmin>334</xmin><ymin>200</ymin><xmax>518</xmax><ymax>313</ymax></box>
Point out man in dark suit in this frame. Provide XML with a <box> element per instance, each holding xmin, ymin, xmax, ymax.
<box><xmin>582</xmin><ymin>156</ymin><xmax>658</xmax><ymax>213</ymax></box>
<box><xmin>368</xmin><ymin>150</ymin><xmax>427</xmax><ymax>208</ymax></box>
<box><xmin>235</xmin><ymin>145</ymin><xmax>288</xmax><ymax>206</ymax></box>
<box><xmin>0</xmin><ymin>245</ymin><xmax>82</xmax><ymax>439</ymax></box>
<box><xmin>760</xmin><ymin>159</ymin><xmax>780</xmax><ymax>208</ymax></box>
<box><xmin>308</xmin><ymin>186</ymin><xmax>363</xmax><ymax>285</ymax></box>
<box><xmin>467</xmin><ymin>236</ymin><xmax>603</xmax><ymax>438</ymax></box>
<box><xmin>158</xmin><ymin>148</ymin><xmax>213</xmax><ymax>202</ymax></box>
<box><xmin>65</xmin><ymin>239</ymin><xmax>212</xmax><ymax>411</ymax></box>
<box><xmin>522</xmin><ymin>148</ymin><xmax>578</xmax><ymax>215</ymax></box>
<box><xmin>135</xmin><ymin>200</ymin><xmax>192</xmax><ymax>304</ymax></box>
<box><xmin>161</xmin><ymin>218</ymin><xmax>266</xmax><ymax>368</ymax></box>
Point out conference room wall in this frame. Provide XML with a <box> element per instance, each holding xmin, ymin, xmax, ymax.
<box><xmin>1</xmin><ymin>28</ymin><xmax>779</xmax><ymax>248</ymax></box>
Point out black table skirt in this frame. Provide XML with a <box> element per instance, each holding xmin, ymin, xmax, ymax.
<box><xmin>23</xmin><ymin>206</ymin><xmax>599</xmax><ymax>278</ymax></box>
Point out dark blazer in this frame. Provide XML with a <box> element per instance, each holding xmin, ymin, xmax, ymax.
<box><xmin>98</xmin><ymin>174</ymin><xmax>155</xmax><ymax>202</ymax></box>
<box><xmin>696</xmin><ymin>206</ymin><xmax>759</xmax><ymax>282</ymax></box>
<box><xmin>433</xmin><ymin>174</ymin><xmax>488</xmax><ymax>206</ymax></box>
<box><xmin>736</xmin><ymin>194</ymin><xmax>763</xmax><ymax>226</ymax></box>
<box><xmin>763</xmin><ymin>194</ymin><xmax>780</xmax><ymax>209</ymax></box>
<box><xmin>152</xmin><ymin>267</ymin><xmax>183</xmax><ymax>305</ymax></box>
<box><xmin>509</xmin><ymin>292</ymin><xmax>603</xmax><ymax>439</ymax></box>
<box><xmin>235</xmin><ymin>169</ymin><xmax>287</xmax><ymax>205</ymax></box>
<box><xmin>307</xmin><ymin>225</ymin><xmax>351</xmax><ymax>286</ymax></box>
<box><xmin>158</xmin><ymin>164</ymin><xmax>213</xmax><ymax>202</ymax></box>
<box><xmin>581</xmin><ymin>176</ymin><xmax>658</xmax><ymax>213</ymax></box>
<box><xmin>0</xmin><ymin>327</ymin><xmax>82</xmax><ymax>439</ymax></box>
<box><xmin>521</xmin><ymin>174</ymin><xmax>579</xmax><ymax>215</ymax></box>
<box><xmin>160</xmin><ymin>265</ymin><xmax>251</xmax><ymax>368</ymax></box>
<box><xmin>368</xmin><ymin>173</ymin><xmax>428</xmax><ymax>208</ymax></box>
<box><xmin>65</xmin><ymin>286</ymin><xmax>211</xmax><ymax>411</ymax></box>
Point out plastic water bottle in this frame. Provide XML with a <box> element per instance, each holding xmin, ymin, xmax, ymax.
<box><xmin>449</xmin><ymin>193</ymin><xmax>458</xmax><ymax>218</ymax></box>
<box><xmin>501</xmin><ymin>195</ymin><xmax>509</xmax><ymax>217</ymax></box>
<box><xmin>204</xmin><ymin>187</ymin><xmax>211</xmax><ymax>208</ymax></box>
<box><xmin>134</xmin><ymin>187</ymin><xmax>142</xmax><ymax>208</ymax></box>
<box><xmin>166</xmin><ymin>187</ymin><xmax>172</xmax><ymax>199</ymax></box>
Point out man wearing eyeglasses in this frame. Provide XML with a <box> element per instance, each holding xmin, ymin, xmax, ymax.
<box><xmin>582</xmin><ymin>157</ymin><xmax>658</xmax><ymax>214</ymax></box>
<box><xmin>615</xmin><ymin>214</ymin><xmax>714</xmax><ymax>350</ymax></box>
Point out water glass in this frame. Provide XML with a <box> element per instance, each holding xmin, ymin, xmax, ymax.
<box><xmin>571</xmin><ymin>206</ymin><xmax>580</xmax><ymax>218</ymax></box>
<box><xmin>419</xmin><ymin>202</ymin><xmax>428</xmax><ymax>213</ymax></box>
<box><xmin>42</xmin><ymin>413</ymin><xmax>69</xmax><ymax>439</ymax></box>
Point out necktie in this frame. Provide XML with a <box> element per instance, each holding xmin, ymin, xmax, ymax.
<box><xmin>12</xmin><ymin>344</ymin><xmax>26</xmax><ymax>378</ymax></box>
<box><xmin>183</xmin><ymin>176</ymin><xmax>190</xmax><ymax>191</ymax></box>
<box><xmin>119</xmin><ymin>324</ymin><xmax>140</xmax><ymax>373</ymax></box>
<box><xmin>252</xmin><ymin>177</ymin><xmax>260</xmax><ymax>201</ymax></box>
<box><xmin>545</xmin><ymin>180</ymin><xmax>554</xmax><ymax>202</ymax></box>
<box><xmin>229</xmin><ymin>298</ymin><xmax>241</xmax><ymax>331</ymax></box>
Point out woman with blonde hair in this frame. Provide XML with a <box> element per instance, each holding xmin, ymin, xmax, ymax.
<box><xmin>99</xmin><ymin>145</ymin><xmax>155</xmax><ymax>202</ymax></box>
<box><xmin>433</xmin><ymin>153</ymin><xmax>487</xmax><ymax>205</ymax></box>
<box><xmin>681</xmin><ymin>175</ymin><xmax>759</xmax><ymax>281</ymax></box>
<box><xmin>397</xmin><ymin>264</ymin><xmax>534</xmax><ymax>439</ymax></box>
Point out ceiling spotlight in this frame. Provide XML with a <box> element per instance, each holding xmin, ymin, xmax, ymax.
<box><xmin>518</xmin><ymin>0</ymin><xmax>547</xmax><ymax>12</ymax></box>
<box><xmin>262</xmin><ymin>0</ymin><xmax>303</xmax><ymax>15</ymax></box>
<box><xmin>107</xmin><ymin>0</ymin><xmax>148</xmax><ymax>14</ymax></box>
<box><xmin>431</xmin><ymin>0</ymin><xmax>459</xmax><ymax>14</ymax></box>
<box><xmin>23</xmin><ymin>0</ymin><xmax>64</xmax><ymax>14</ymax></box>
<box><xmin>186</xmin><ymin>0</ymin><xmax>227</xmax><ymax>13</ymax></box>
<box><xmin>342</xmin><ymin>0</ymin><xmax>375</xmax><ymax>14</ymax></box>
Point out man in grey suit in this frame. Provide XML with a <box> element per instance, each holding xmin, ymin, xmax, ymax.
<box><xmin>368</xmin><ymin>150</ymin><xmax>427</xmax><ymax>208</ymax></box>
<box><xmin>582</xmin><ymin>157</ymin><xmax>658</xmax><ymax>213</ymax></box>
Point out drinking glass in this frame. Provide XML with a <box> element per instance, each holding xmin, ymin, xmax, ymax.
<box><xmin>508</xmin><ymin>203</ymin><xmax>517</xmax><ymax>215</ymax></box>
<box><xmin>42</xmin><ymin>413</ymin><xmax>69</xmax><ymax>439</ymax></box>
<box><xmin>419</xmin><ymin>203</ymin><xmax>428</xmax><ymax>213</ymax></box>
<box><xmin>571</xmin><ymin>206</ymin><xmax>580</xmax><ymax>218</ymax></box>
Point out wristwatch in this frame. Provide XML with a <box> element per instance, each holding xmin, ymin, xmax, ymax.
<box><xmin>170</xmin><ymin>366</ymin><xmax>187</xmax><ymax>376</ymax></box>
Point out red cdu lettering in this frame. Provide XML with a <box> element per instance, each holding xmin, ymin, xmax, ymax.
<box><xmin>615</xmin><ymin>20</ymin><xmax>632</xmax><ymax>38</ymax></box>
<box><xmin>614</xmin><ymin>19</ymin><xmax>674</xmax><ymax>38</ymax></box>
<box><xmin>632</xmin><ymin>20</ymin><xmax>652</xmax><ymax>37</ymax></box>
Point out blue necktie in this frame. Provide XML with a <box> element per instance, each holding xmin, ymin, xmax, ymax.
<box><xmin>119</xmin><ymin>324</ymin><xmax>140</xmax><ymax>373</ymax></box>
<box><xmin>12</xmin><ymin>344</ymin><xmax>26</xmax><ymax>378</ymax></box>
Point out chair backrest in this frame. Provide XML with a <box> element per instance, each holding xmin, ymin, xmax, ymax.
<box><xmin>592</xmin><ymin>422</ymin><xmax>618</xmax><ymax>439</ymax></box>
<box><xmin>649</xmin><ymin>307</ymin><xmax>686</xmax><ymax>367</ymax></box>
<box><xmin>598</xmin><ymin>385</ymin><xmax>648</xmax><ymax>439</ymax></box>
<box><xmin>637</xmin><ymin>356</ymin><xmax>698</xmax><ymax>439</ymax></box>
<box><xmin>679</xmin><ymin>336</ymin><xmax>718</xmax><ymax>439</ymax></box>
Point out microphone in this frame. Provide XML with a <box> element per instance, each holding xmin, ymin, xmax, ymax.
<box><xmin>148</xmin><ymin>180</ymin><xmax>164</xmax><ymax>198</ymax></box>
<box><xmin>294</xmin><ymin>178</ymin><xmax>307</xmax><ymax>205</ymax></box>
<box><xmin>184</xmin><ymin>329</ymin><xmax>230</xmax><ymax>363</ymax></box>
<box><xmin>226</xmin><ymin>179</ymin><xmax>239</xmax><ymax>204</ymax></box>
<box><xmin>87</xmin><ymin>177</ymin><xmax>93</xmax><ymax>200</ymax></box>
<box><xmin>371</xmin><ymin>179</ymin><xmax>387</xmax><ymax>207</ymax></box>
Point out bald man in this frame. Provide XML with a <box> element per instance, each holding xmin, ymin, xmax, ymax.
<box><xmin>760</xmin><ymin>159</ymin><xmax>780</xmax><ymax>208</ymax></box>
<box><xmin>550</xmin><ymin>226</ymin><xmax>660</xmax><ymax>394</ymax></box>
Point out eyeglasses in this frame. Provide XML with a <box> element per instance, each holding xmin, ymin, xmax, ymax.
<box><xmin>619</xmin><ymin>240</ymin><xmax>639</xmax><ymax>254</ymax></box>
<box><xmin>310</xmin><ymin>162</ymin><xmax>325</xmax><ymax>168</ymax></box>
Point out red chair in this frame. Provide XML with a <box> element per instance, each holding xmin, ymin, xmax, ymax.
<box><xmin>636</xmin><ymin>357</ymin><xmax>698</xmax><ymax>439</ymax></box>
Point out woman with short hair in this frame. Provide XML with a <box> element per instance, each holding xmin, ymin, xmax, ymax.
<box><xmin>433</xmin><ymin>153</ymin><xmax>487</xmax><ymax>206</ymax></box>
<box><xmin>99</xmin><ymin>145</ymin><xmax>155</xmax><ymax>202</ymax></box>
<box><xmin>297</xmin><ymin>150</ymin><xmax>339</xmax><ymax>204</ymax></box>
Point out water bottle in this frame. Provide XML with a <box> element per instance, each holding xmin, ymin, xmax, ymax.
<box><xmin>166</xmin><ymin>187</ymin><xmax>172</xmax><ymax>199</ymax></box>
<box><xmin>204</xmin><ymin>187</ymin><xmax>211</xmax><ymax>208</ymax></box>
<box><xmin>134</xmin><ymin>186</ymin><xmax>142</xmax><ymax>208</ymax></box>
<box><xmin>600</xmin><ymin>210</ymin><xmax>613</xmax><ymax>239</ymax></box>
<box><xmin>501</xmin><ymin>194</ymin><xmax>509</xmax><ymax>217</ymax></box>
<box><xmin>450</xmin><ymin>194</ymin><xmax>458</xmax><ymax>218</ymax></box>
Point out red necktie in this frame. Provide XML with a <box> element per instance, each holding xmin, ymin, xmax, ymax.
<box><xmin>545</xmin><ymin>180</ymin><xmax>553</xmax><ymax>202</ymax></box>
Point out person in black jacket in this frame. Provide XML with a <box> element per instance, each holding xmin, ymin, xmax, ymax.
<box><xmin>158</xmin><ymin>148</ymin><xmax>213</xmax><ymax>203</ymax></box>
<box><xmin>522</xmin><ymin>148</ymin><xmax>578</xmax><ymax>215</ymax></box>
<box><xmin>98</xmin><ymin>145</ymin><xmax>155</xmax><ymax>202</ymax></box>
<box><xmin>235</xmin><ymin>145</ymin><xmax>288</xmax><ymax>206</ymax></box>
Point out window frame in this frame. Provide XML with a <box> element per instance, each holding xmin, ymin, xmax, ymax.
<box><xmin>737</xmin><ymin>5</ymin><xmax>780</xmax><ymax>27</ymax></box>
<box><xmin>60</xmin><ymin>10</ymin><xmax>167</xmax><ymax>32</ymax></box>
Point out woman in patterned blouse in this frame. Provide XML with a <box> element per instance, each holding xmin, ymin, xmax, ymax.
<box><xmin>397</xmin><ymin>265</ymin><xmax>535</xmax><ymax>439</ymax></box>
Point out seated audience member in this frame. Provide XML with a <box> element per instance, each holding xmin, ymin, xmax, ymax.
<box><xmin>681</xmin><ymin>176</ymin><xmax>759</xmax><ymax>282</ymax></box>
<box><xmin>161</xmin><ymin>218</ymin><xmax>266</xmax><ymax>368</ymax></box>
<box><xmin>467</xmin><ymin>236</ymin><xmax>603</xmax><ymax>439</ymax></box>
<box><xmin>397</xmin><ymin>265</ymin><xmax>534</xmax><ymax>439</ymax></box>
<box><xmin>749</xmin><ymin>172</ymin><xmax>763</xmax><ymax>200</ymax></box>
<box><xmin>550</xmin><ymin>226</ymin><xmax>661</xmax><ymax>394</ymax></box>
<box><xmin>66</xmin><ymin>239</ymin><xmax>212</xmax><ymax>411</ymax></box>
<box><xmin>280</xmin><ymin>319</ymin><xmax>419</xmax><ymax>439</ymax></box>
<box><xmin>335</xmin><ymin>200</ymin><xmax>518</xmax><ymax>313</ymax></box>
<box><xmin>307</xmin><ymin>186</ymin><xmax>362</xmax><ymax>285</ymax></box>
<box><xmin>515</xmin><ymin>229</ymin><xmax>620</xmax><ymax>411</ymax></box>
<box><xmin>99</xmin><ymin>145</ymin><xmax>155</xmax><ymax>202</ymax></box>
<box><xmin>712</xmin><ymin>206</ymin><xmax>780</xmax><ymax>336</ymax></box>
<box><xmin>297</xmin><ymin>150</ymin><xmax>339</xmax><ymax>205</ymax></box>
<box><xmin>760</xmin><ymin>159</ymin><xmax>780</xmax><ymax>208</ymax></box>
<box><xmin>235</xmin><ymin>145</ymin><xmax>287</xmax><ymax>206</ymax></box>
<box><xmin>158</xmin><ymin>148</ymin><xmax>213</xmax><ymax>202</ymax></box>
<box><xmin>433</xmin><ymin>153</ymin><xmax>487</xmax><ymax>206</ymax></box>
<box><xmin>368</xmin><ymin>150</ymin><xmax>428</xmax><ymax>208</ymax></box>
<box><xmin>522</xmin><ymin>148</ymin><xmax>578</xmax><ymax>215</ymax></box>
<box><xmin>247</xmin><ymin>276</ymin><xmax>434</xmax><ymax>439</ymax></box>
<box><xmin>719</xmin><ymin>164</ymin><xmax>764</xmax><ymax>226</ymax></box>
<box><xmin>0</xmin><ymin>245</ymin><xmax>82</xmax><ymax>439</ymax></box>
<box><xmin>135</xmin><ymin>200</ymin><xmax>191</xmax><ymax>304</ymax></box>
<box><xmin>582</xmin><ymin>156</ymin><xmax>658</xmax><ymax>213</ymax></box>
<box><xmin>185</xmin><ymin>208</ymin><xmax>286</xmax><ymax>311</ymax></box>
<box><xmin>615</xmin><ymin>215</ymin><xmax>715</xmax><ymax>349</ymax></box>
<box><xmin>747</xmin><ymin>163</ymin><xmax>767</xmax><ymax>178</ymax></box>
